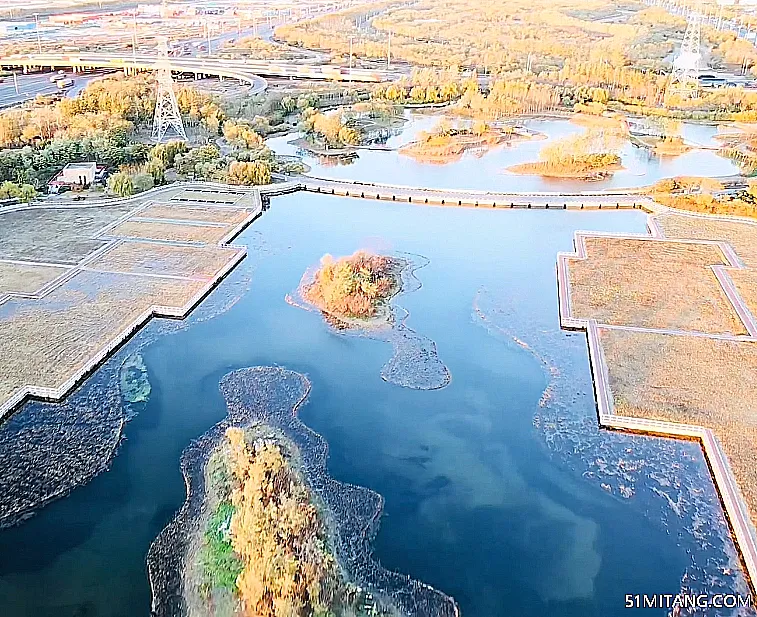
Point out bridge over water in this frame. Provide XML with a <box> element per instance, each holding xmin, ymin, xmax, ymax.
<box><xmin>261</xmin><ymin>176</ymin><xmax>656</xmax><ymax>210</ymax></box>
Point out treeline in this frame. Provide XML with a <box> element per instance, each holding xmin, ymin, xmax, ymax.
<box><xmin>0</xmin><ymin>74</ymin><xmax>290</xmax><ymax>196</ymax></box>
<box><xmin>652</xmin><ymin>177</ymin><xmax>757</xmax><ymax>219</ymax></box>
<box><xmin>276</xmin><ymin>0</ymin><xmax>679</xmax><ymax>75</ymax></box>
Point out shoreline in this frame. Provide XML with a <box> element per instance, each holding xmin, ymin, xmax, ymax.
<box><xmin>556</xmin><ymin>214</ymin><xmax>757</xmax><ymax>596</ymax></box>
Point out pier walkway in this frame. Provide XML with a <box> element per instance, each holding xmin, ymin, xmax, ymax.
<box><xmin>261</xmin><ymin>177</ymin><xmax>655</xmax><ymax>210</ymax></box>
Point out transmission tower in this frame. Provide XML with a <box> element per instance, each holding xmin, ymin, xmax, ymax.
<box><xmin>151</xmin><ymin>37</ymin><xmax>187</xmax><ymax>143</ymax></box>
<box><xmin>666</xmin><ymin>8</ymin><xmax>702</xmax><ymax>100</ymax></box>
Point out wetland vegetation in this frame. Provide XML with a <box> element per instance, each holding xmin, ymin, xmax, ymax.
<box><xmin>5</xmin><ymin>0</ymin><xmax>757</xmax><ymax>616</ymax></box>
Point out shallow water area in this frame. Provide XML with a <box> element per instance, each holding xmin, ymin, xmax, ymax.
<box><xmin>0</xmin><ymin>192</ymin><xmax>751</xmax><ymax>617</ymax></box>
<box><xmin>267</xmin><ymin>112</ymin><xmax>740</xmax><ymax>191</ymax></box>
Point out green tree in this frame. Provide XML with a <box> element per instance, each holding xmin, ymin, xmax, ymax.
<box><xmin>107</xmin><ymin>172</ymin><xmax>134</xmax><ymax>197</ymax></box>
<box><xmin>0</xmin><ymin>180</ymin><xmax>36</xmax><ymax>202</ymax></box>
<box><xmin>131</xmin><ymin>172</ymin><xmax>154</xmax><ymax>193</ymax></box>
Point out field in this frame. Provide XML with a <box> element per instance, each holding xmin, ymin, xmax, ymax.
<box><xmin>567</xmin><ymin>237</ymin><xmax>746</xmax><ymax>334</ymax></box>
<box><xmin>0</xmin><ymin>186</ymin><xmax>258</xmax><ymax>417</ymax></box>
<box><xmin>0</xmin><ymin>262</ymin><xmax>71</xmax><ymax>297</ymax></box>
<box><xmin>109</xmin><ymin>220</ymin><xmax>235</xmax><ymax>245</ymax></box>
<box><xmin>599</xmin><ymin>327</ymin><xmax>757</xmax><ymax>522</ymax></box>
<box><xmin>655</xmin><ymin>212</ymin><xmax>757</xmax><ymax>268</ymax></box>
<box><xmin>137</xmin><ymin>203</ymin><xmax>251</xmax><ymax>225</ymax></box>
<box><xmin>0</xmin><ymin>205</ymin><xmax>133</xmax><ymax>264</ymax></box>
<box><xmin>564</xmin><ymin>205</ymin><xmax>757</xmax><ymax>540</ymax></box>
<box><xmin>0</xmin><ymin>270</ymin><xmax>207</xmax><ymax>412</ymax></box>
<box><xmin>730</xmin><ymin>269</ymin><xmax>757</xmax><ymax>321</ymax></box>
<box><xmin>87</xmin><ymin>242</ymin><xmax>242</xmax><ymax>279</ymax></box>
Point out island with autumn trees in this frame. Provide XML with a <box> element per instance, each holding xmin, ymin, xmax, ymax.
<box><xmin>147</xmin><ymin>365</ymin><xmax>455</xmax><ymax>617</ymax></box>
<box><xmin>508</xmin><ymin>129</ymin><xmax>624</xmax><ymax>180</ymax></box>
<box><xmin>184</xmin><ymin>426</ymin><xmax>393</xmax><ymax>617</ymax></box>
<box><xmin>399</xmin><ymin>119</ymin><xmax>536</xmax><ymax>165</ymax></box>
<box><xmin>300</xmin><ymin>251</ymin><xmax>404</xmax><ymax>323</ymax></box>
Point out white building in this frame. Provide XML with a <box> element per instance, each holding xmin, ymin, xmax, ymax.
<box><xmin>0</xmin><ymin>21</ymin><xmax>36</xmax><ymax>35</ymax></box>
<box><xmin>59</xmin><ymin>162</ymin><xmax>97</xmax><ymax>186</ymax></box>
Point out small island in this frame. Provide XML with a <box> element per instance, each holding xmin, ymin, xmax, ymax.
<box><xmin>188</xmin><ymin>426</ymin><xmax>384</xmax><ymax>617</ymax></box>
<box><xmin>292</xmin><ymin>252</ymin><xmax>451</xmax><ymax>390</ymax></box>
<box><xmin>119</xmin><ymin>352</ymin><xmax>151</xmax><ymax>404</ymax></box>
<box><xmin>399</xmin><ymin>120</ymin><xmax>519</xmax><ymax>164</ymax></box>
<box><xmin>301</xmin><ymin>251</ymin><xmax>403</xmax><ymax>322</ymax></box>
<box><xmin>508</xmin><ymin>129</ymin><xmax>623</xmax><ymax>180</ymax></box>
<box><xmin>147</xmin><ymin>366</ymin><xmax>457</xmax><ymax>617</ymax></box>
<box><xmin>294</xmin><ymin>103</ymin><xmax>406</xmax><ymax>156</ymax></box>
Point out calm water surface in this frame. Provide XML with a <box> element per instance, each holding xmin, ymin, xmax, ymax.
<box><xmin>267</xmin><ymin>114</ymin><xmax>740</xmax><ymax>191</ymax></box>
<box><xmin>0</xmin><ymin>194</ymin><xmax>746</xmax><ymax>617</ymax></box>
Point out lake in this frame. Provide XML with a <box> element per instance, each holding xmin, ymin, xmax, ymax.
<box><xmin>267</xmin><ymin>113</ymin><xmax>741</xmax><ymax>192</ymax></box>
<box><xmin>0</xmin><ymin>192</ymin><xmax>749</xmax><ymax>617</ymax></box>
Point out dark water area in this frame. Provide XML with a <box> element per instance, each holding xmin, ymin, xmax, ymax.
<box><xmin>0</xmin><ymin>194</ymin><xmax>749</xmax><ymax>617</ymax></box>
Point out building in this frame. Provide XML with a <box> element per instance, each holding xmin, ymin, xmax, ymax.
<box><xmin>58</xmin><ymin>162</ymin><xmax>97</xmax><ymax>187</ymax></box>
<box><xmin>0</xmin><ymin>21</ymin><xmax>36</xmax><ymax>35</ymax></box>
<box><xmin>46</xmin><ymin>14</ymin><xmax>93</xmax><ymax>25</ymax></box>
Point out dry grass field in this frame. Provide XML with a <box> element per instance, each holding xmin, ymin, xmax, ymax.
<box><xmin>0</xmin><ymin>205</ymin><xmax>133</xmax><ymax>264</ymax></box>
<box><xmin>655</xmin><ymin>212</ymin><xmax>757</xmax><ymax>268</ymax></box>
<box><xmin>568</xmin><ymin>237</ymin><xmax>746</xmax><ymax>334</ymax></box>
<box><xmin>138</xmin><ymin>203</ymin><xmax>251</xmax><ymax>225</ymax></box>
<box><xmin>88</xmin><ymin>242</ymin><xmax>241</xmax><ymax>279</ymax></box>
<box><xmin>599</xmin><ymin>327</ymin><xmax>757</xmax><ymax>521</ymax></box>
<box><xmin>0</xmin><ymin>270</ymin><xmax>206</xmax><ymax>413</ymax></box>
<box><xmin>0</xmin><ymin>188</ymin><xmax>261</xmax><ymax>416</ymax></box>
<box><xmin>0</xmin><ymin>262</ymin><xmax>71</xmax><ymax>296</ymax></box>
<box><xmin>109</xmin><ymin>220</ymin><xmax>234</xmax><ymax>245</ymax></box>
<box><xmin>730</xmin><ymin>269</ymin><xmax>757</xmax><ymax>321</ymax></box>
<box><xmin>174</xmin><ymin>190</ymin><xmax>244</xmax><ymax>204</ymax></box>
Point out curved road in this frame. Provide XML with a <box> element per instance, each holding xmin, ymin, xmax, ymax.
<box><xmin>1</xmin><ymin>53</ymin><xmax>389</xmax><ymax>85</ymax></box>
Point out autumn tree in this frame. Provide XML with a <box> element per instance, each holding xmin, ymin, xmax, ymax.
<box><xmin>224</xmin><ymin>428</ymin><xmax>343</xmax><ymax>617</ymax></box>
<box><xmin>227</xmin><ymin>160</ymin><xmax>272</xmax><ymax>185</ymax></box>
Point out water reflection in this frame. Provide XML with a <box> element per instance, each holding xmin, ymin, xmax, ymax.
<box><xmin>268</xmin><ymin>113</ymin><xmax>740</xmax><ymax>191</ymax></box>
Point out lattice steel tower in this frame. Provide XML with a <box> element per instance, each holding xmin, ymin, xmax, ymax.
<box><xmin>151</xmin><ymin>37</ymin><xmax>187</xmax><ymax>143</ymax></box>
<box><xmin>667</xmin><ymin>8</ymin><xmax>702</xmax><ymax>100</ymax></box>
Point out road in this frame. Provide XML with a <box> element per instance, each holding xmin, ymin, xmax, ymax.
<box><xmin>1</xmin><ymin>53</ymin><xmax>390</xmax><ymax>84</ymax></box>
<box><xmin>0</xmin><ymin>69</ymin><xmax>112</xmax><ymax>109</ymax></box>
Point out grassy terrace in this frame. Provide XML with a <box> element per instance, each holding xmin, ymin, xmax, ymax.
<box><xmin>0</xmin><ymin>185</ymin><xmax>261</xmax><ymax>418</ymax></box>
<box><xmin>600</xmin><ymin>328</ymin><xmax>757</xmax><ymax>531</ymax></box>
<box><xmin>562</xmin><ymin>205</ymin><xmax>757</xmax><ymax>570</ymax></box>
<box><xmin>568</xmin><ymin>237</ymin><xmax>746</xmax><ymax>335</ymax></box>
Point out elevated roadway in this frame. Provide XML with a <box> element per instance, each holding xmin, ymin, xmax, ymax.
<box><xmin>0</xmin><ymin>53</ymin><xmax>389</xmax><ymax>87</ymax></box>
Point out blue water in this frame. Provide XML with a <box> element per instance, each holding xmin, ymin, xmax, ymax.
<box><xmin>0</xmin><ymin>194</ymin><xmax>747</xmax><ymax>617</ymax></box>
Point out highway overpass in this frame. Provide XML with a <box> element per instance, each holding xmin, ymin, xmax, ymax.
<box><xmin>0</xmin><ymin>53</ymin><xmax>389</xmax><ymax>85</ymax></box>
